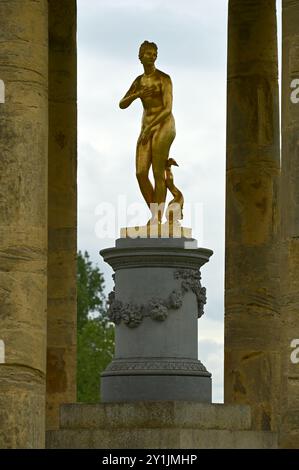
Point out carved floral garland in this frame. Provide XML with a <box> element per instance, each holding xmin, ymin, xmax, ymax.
<box><xmin>108</xmin><ymin>269</ymin><xmax>206</xmax><ymax>329</ymax></box>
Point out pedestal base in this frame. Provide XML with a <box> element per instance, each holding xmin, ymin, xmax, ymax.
<box><xmin>101</xmin><ymin>374</ymin><xmax>211</xmax><ymax>403</ymax></box>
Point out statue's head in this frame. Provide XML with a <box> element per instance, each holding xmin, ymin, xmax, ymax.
<box><xmin>138</xmin><ymin>41</ymin><xmax>158</xmax><ymax>63</ymax></box>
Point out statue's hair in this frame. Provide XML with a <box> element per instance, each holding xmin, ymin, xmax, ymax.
<box><xmin>138</xmin><ymin>41</ymin><xmax>158</xmax><ymax>60</ymax></box>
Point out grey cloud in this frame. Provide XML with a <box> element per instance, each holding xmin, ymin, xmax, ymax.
<box><xmin>78</xmin><ymin>0</ymin><xmax>228</xmax><ymax>69</ymax></box>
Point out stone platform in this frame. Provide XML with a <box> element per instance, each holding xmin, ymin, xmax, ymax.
<box><xmin>46</xmin><ymin>402</ymin><xmax>277</xmax><ymax>449</ymax></box>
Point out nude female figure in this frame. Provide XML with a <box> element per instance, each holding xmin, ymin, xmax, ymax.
<box><xmin>119</xmin><ymin>41</ymin><xmax>176</xmax><ymax>225</ymax></box>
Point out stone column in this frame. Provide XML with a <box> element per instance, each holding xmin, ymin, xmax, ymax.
<box><xmin>280</xmin><ymin>0</ymin><xmax>299</xmax><ymax>449</ymax></box>
<box><xmin>224</xmin><ymin>0</ymin><xmax>281</xmax><ymax>431</ymax></box>
<box><xmin>46</xmin><ymin>0</ymin><xmax>77</xmax><ymax>430</ymax></box>
<box><xmin>0</xmin><ymin>0</ymin><xmax>48</xmax><ymax>448</ymax></box>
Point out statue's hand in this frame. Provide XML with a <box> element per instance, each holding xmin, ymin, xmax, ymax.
<box><xmin>139</xmin><ymin>86</ymin><xmax>155</xmax><ymax>99</ymax></box>
<box><xmin>138</xmin><ymin>126</ymin><xmax>152</xmax><ymax>145</ymax></box>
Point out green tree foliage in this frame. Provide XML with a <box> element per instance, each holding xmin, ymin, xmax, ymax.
<box><xmin>77</xmin><ymin>251</ymin><xmax>115</xmax><ymax>402</ymax></box>
<box><xmin>77</xmin><ymin>250</ymin><xmax>106</xmax><ymax>331</ymax></box>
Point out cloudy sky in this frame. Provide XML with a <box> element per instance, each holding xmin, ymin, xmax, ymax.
<box><xmin>77</xmin><ymin>0</ymin><xmax>282</xmax><ymax>403</ymax></box>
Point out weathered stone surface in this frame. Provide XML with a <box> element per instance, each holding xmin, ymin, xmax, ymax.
<box><xmin>0</xmin><ymin>0</ymin><xmax>48</xmax><ymax>448</ymax></box>
<box><xmin>0</xmin><ymin>367</ymin><xmax>45</xmax><ymax>449</ymax></box>
<box><xmin>47</xmin><ymin>428</ymin><xmax>277</xmax><ymax>449</ymax></box>
<box><xmin>280</xmin><ymin>0</ymin><xmax>299</xmax><ymax>449</ymax></box>
<box><xmin>46</xmin><ymin>402</ymin><xmax>277</xmax><ymax>449</ymax></box>
<box><xmin>46</xmin><ymin>0</ymin><xmax>77</xmax><ymax>431</ymax></box>
<box><xmin>59</xmin><ymin>402</ymin><xmax>252</xmax><ymax>430</ymax></box>
<box><xmin>225</xmin><ymin>0</ymin><xmax>281</xmax><ymax>432</ymax></box>
<box><xmin>225</xmin><ymin>350</ymin><xmax>280</xmax><ymax>431</ymax></box>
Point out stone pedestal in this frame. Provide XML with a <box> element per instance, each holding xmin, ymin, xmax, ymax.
<box><xmin>100</xmin><ymin>237</ymin><xmax>213</xmax><ymax>403</ymax></box>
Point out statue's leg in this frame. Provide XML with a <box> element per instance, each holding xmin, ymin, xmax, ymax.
<box><xmin>152</xmin><ymin>117</ymin><xmax>176</xmax><ymax>221</ymax></box>
<box><xmin>136</xmin><ymin>138</ymin><xmax>154</xmax><ymax>207</ymax></box>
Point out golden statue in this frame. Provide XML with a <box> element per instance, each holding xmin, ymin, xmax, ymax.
<box><xmin>119</xmin><ymin>41</ymin><xmax>184</xmax><ymax>229</ymax></box>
